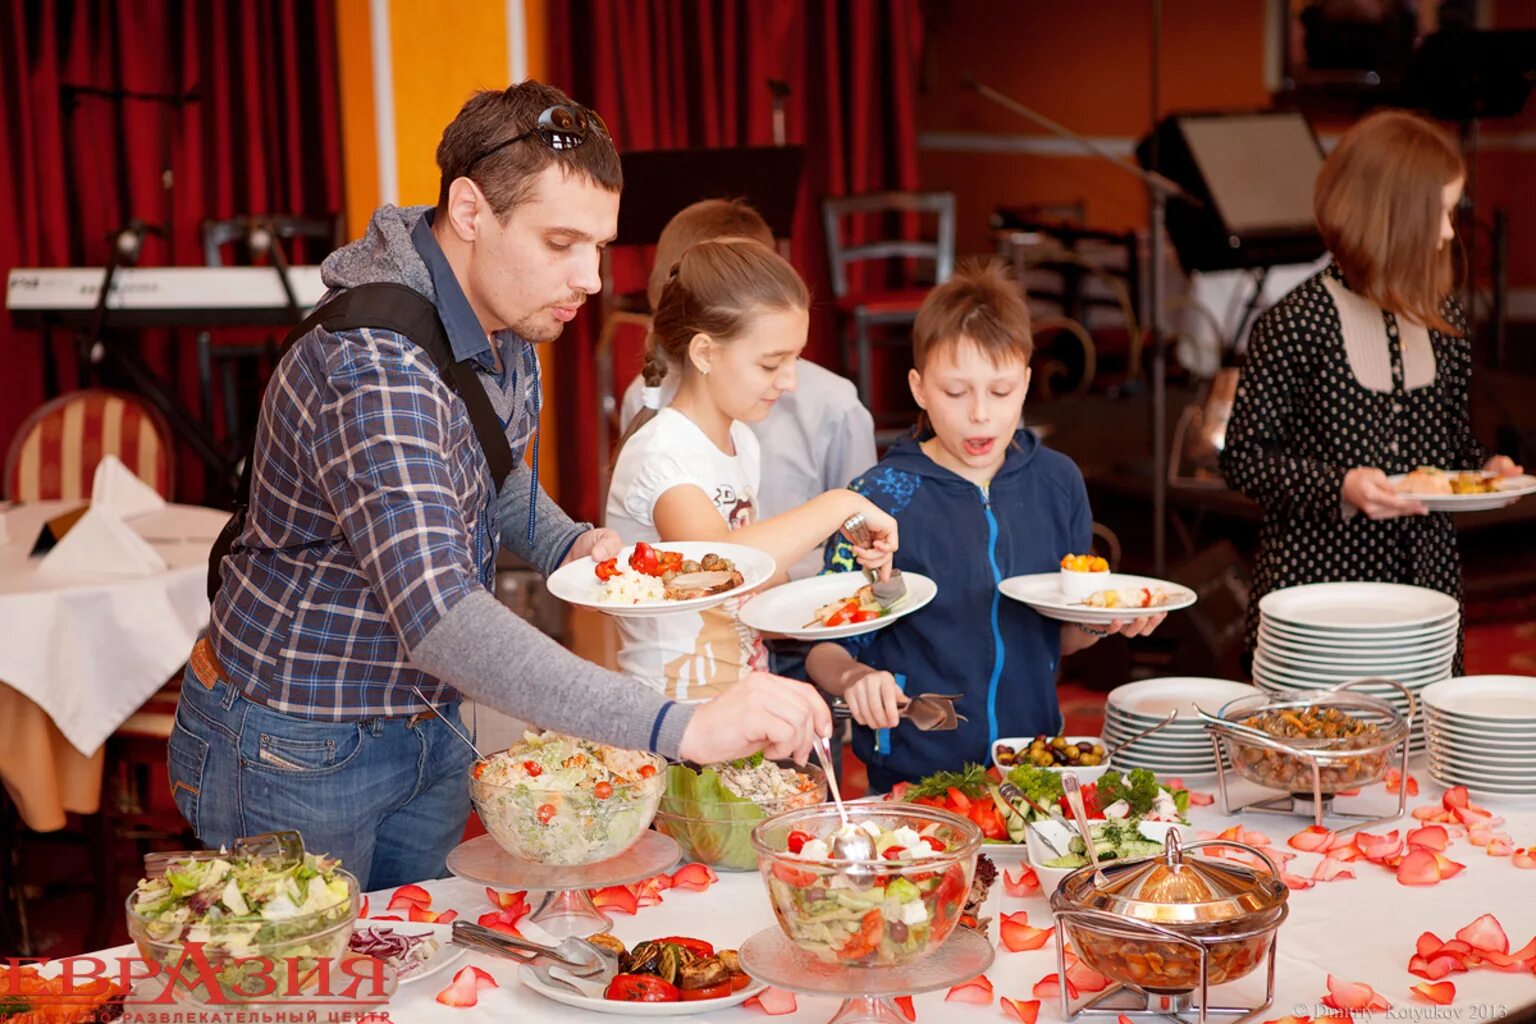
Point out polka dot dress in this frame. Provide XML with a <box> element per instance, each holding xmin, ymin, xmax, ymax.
<box><xmin>1220</xmin><ymin>264</ymin><xmax>1486</xmax><ymax>669</ymax></box>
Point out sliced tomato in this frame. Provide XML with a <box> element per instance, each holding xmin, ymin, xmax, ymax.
<box><xmin>729</xmin><ymin>973</ymin><xmax>753</xmax><ymax>992</ymax></box>
<box><xmin>522</xmin><ymin>760</ymin><xmax>542</xmax><ymax>777</ymax></box>
<box><xmin>639</xmin><ymin>764</ymin><xmax>657</xmax><ymax>779</ymax></box>
<box><xmin>594</xmin><ymin>558</ymin><xmax>620</xmax><ymax>581</ymax></box>
<box><xmin>889</xmin><ymin>781</ymin><xmax>911</xmax><ymax>801</ymax></box>
<box><xmin>630</xmin><ymin>542</ymin><xmax>662</xmax><ymax>576</ymax></box>
<box><xmin>594</xmin><ymin>781</ymin><xmax>614</xmax><ymax>800</ymax></box>
<box><xmin>968</xmin><ymin>800</ymin><xmax>1006</xmax><ymax>841</ymax></box>
<box><xmin>850</xmin><ymin>610</ymin><xmax>881</xmax><ymax>623</ymax></box>
<box><xmin>658</xmin><ymin>549</ymin><xmax>684</xmax><ymax>571</ymax></box>
<box><xmin>605</xmin><ymin>974</ymin><xmax>680</xmax><ymax>1002</ymax></box>
<box><xmin>836</xmin><ymin>909</ymin><xmax>885</xmax><ymax>960</ymax></box>
<box><xmin>786</xmin><ymin>829</ymin><xmax>815</xmax><ymax>855</ymax></box>
<box><xmin>946</xmin><ymin>787</ymin><xmax>973</xmax><ymax>812</ymax></box>
<box><xmin>935</xmin><ymin>862</ymin><xmax>968</xmax><ymax>919</ymax></box>
<box><xmin>656</xmin><ymin>936</ymin><xmax>715</xmax><ymax>959</ymax></box>
<box><xmin>920</xmin><ymin>835</ymin><xmax>947</xmax><ymax>852</ymax></box>
<box><xmin>883</xmin><ymin>846</ymin><xmax>908</xmax><ymax>860</ymax></box>
<box><xmin>680</xmin><ymin>981</ymin><xmax>733</xmax><ymax>1001</ymax></box>
<box><xmin>536</xmin><ymin>803</ymin><xmax>556</xmax><ymax>825</ymax></box>
<box><xmin>771</xmin><ymin>862</ymin><xmax>818</xmax><ymax>887</ymax></box>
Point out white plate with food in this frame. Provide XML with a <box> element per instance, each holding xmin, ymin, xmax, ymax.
<box><xmin>548</xmin><ymin>541</ymin><xmax>776</xmax><ymax>617</ymax></box>
<box><xmin>348</xmin><ymin>922</ymin><xmax>464</xmax><ymax>985</ymax></box>
<box><xmin>1388</xmin><ymin>468</ymin><xmax>1536</xmax><ymax>512</ymax></box>
<box><xmin>997</xmin><ymin>572</ymin><xmax>1196</xmax><ymax>625</ymax></box>
<box><xmin>519</xmin><ymin>964</ymin><xmax>767</xmax><ymax>1015</ymax></box>
<box><xmin>738</xmin><ymin>570</ymin><xmax>937</xmax><ymax>640</ymax></box>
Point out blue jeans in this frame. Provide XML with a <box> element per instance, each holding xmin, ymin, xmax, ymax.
<box><xmin>166</xmin><ymin>651</ymin><xmax>474</xmax><ymax>892</ymax></box>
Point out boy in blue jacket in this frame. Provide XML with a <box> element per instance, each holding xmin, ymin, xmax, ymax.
<box><xmin>806</xmin><ymin>260</ymin><xmax>1165</xmax><ymax>792</ymax></box>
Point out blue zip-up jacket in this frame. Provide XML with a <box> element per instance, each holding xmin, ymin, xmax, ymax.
<box><xmin>824</xmin><ymin>428</ymin><xmax>1092</xmax><ymax>792</ymax></box>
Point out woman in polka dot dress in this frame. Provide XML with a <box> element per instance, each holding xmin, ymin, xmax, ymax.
<box><xmin>1221</xmin><ymin>110</ymin><xmax>1523</xmax><ymax>670</ymax></box>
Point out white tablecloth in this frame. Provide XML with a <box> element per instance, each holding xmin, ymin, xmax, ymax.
<box><xmin>89</xmin><ymin>768</ymin><xmax>1536</xmax><ymax>1020</ymax></box>
<box><xmin>0</xmin><ymin>501</ymin><xmax>226</xmax><ymax>756</ymax></box>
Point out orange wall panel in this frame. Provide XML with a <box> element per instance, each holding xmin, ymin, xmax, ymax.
<box><xmin>336</xmin><ymin>0</ymin><xmax>379</xmax><ymax>240</ymax></box>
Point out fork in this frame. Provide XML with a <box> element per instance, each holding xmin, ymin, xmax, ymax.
<box><xmin>840</xmin><ymin>513</ymin><xmax>906</xmax><ymax>609</ymax></box>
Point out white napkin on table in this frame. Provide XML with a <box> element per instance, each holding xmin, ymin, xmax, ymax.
<box><xmin>37</xmin><ymin>506</ymin><xmax>167</xmax><ymax>577</ymax></box>
<box><xmin>92</xmin><ymin>454</ymin><xmax>166</xmax><ymax>520</ymax></box>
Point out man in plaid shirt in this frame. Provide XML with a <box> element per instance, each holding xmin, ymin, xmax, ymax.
<box><xmin>169</xmin><ymin>80</ymin><xmax>830</xmax><ymax>890</ymax></box>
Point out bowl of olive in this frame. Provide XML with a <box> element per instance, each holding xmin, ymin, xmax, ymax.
<box><xmin>992</xmin><ymin>734</ymin><xmax>1111</xmax><ymax>781</ymax></box>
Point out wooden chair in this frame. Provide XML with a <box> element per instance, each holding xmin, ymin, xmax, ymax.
<box><xmin>4</xmin><ymin>389</ymin><xmax>174</xmax><ymax>502</ymax></box>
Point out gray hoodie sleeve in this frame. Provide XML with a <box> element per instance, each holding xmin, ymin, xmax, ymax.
<box><xmin>497</xmin><ymin>460</ymin><xmax>589</xmax><ymax>576</ymax></box>
<box><xmin>411</xmin><ymin>589</ymin><xmax>696</xmax><ymax>758</ymax></box>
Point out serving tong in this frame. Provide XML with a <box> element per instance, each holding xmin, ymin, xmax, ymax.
<box><xmin>451</xmin><ymin>923</ymin><xmax>618</xmax><ymax>994</ymax></box>
<box><xmin>142</xmin><ymin>829</ymin><xmax>305</xmax><ymax>879</ymax></box>
<box><xmin>840</xmin><ymin>513</ymin><xmax>905</xmax><ymax>609</ymax></box>
<box><xmin>829</xmin><ymin>691</ymin><xmax>967</xmax><ymax>731</ymax></box>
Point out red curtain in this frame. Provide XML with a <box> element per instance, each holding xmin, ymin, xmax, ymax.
<box><xmin>547</xmin><ymin>0</ymin><xmax>925</xmax><ymax>521</ymax></box>
<box><xmin>0</xmin><ymin>0</ymin><xmax>343</xmax><ymax>501</ymax></box>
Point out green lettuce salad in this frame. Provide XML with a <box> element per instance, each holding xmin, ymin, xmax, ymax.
<box><xmin>655</xmin><ymin>757</ymin><xmax>824</xmax><ymax>870</ymax></box>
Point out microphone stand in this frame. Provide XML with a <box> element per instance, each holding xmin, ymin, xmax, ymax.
<box><xmin>961</xmin><ymin>76</ymin><xmax>1199</xmax><ymax>578</ymax></box>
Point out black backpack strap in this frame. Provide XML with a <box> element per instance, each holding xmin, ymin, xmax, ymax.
<box><xmin>207</xmin><ymin>282</ymin><xmax>516</xmax><ymax>602</ymax></box>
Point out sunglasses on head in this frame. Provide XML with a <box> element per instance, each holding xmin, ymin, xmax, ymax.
<box><xmin>467</xmin><ymin>104</ymin><xmax>610</xmax><ymax>171</ymax></box>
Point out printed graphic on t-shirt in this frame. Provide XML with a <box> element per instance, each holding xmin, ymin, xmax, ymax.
<box><xmin>715</xmin><ymin>487</ymin><xmax>755</xmax><ymax>531</ymax></box>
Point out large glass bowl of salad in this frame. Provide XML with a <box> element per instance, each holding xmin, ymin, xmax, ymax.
<box><xmin>751</xmin><ymin>803</ymin><xmax>981</xmax><ymax>968</ymax></box>
<box><xmin>469</xmin><ymin>732</ymin><xmax>667</xmax><ymax>866</ymax></box>
<box><xmin>125</xmin><ymin>851</ymin><xmax>381</xmax><ymax>1007</ymax></box>
<box><xmin>654</xmin><ymin>756</ymin><xmax>827</xmax><ymax>871</ymax></box>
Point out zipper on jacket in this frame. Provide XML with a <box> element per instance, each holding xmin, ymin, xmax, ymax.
<box><xmin>979</xmin><ymin>485</ymin><xmax>1005</xmax><ymax>748</ymax></box>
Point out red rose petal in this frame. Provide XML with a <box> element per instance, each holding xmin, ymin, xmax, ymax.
<box><xmin>1002</xmin><ymin>998</ymin><xmax>1042</xmax><ymax>1023</ymax></box>
<box><xmin>744</xmin><ymin>987</ymin><xmax>798</xmax><ymax>1015</ymax></box>
<box><xmin>1117</xmin><ymin>1017</ymin><xmax>1137</xmax><ymax>1024</ymax></box>
<box><xmin>475</xmin><ymin>909</ymin><xmax>523</xmax><ymax>937</ymax></box>
<box><xmin>1003</xmin><ymin>866</ymin><xmax>1041</xmax><ymax>898</ymax></box>
<box><xmin>1322</xmin><ymin>975</ymin><xmax>1387</xmax><ymax>1012</ymax></box>
<box><xmin>485</xmin><ymin>887</ymin><xmax>529</xmax><ymax>915</ymax></box>
<box><xmin>1326</xmin><ymin>846</ymin><xmax>1362</xmax><ymax>862</ymax></box>
<box><xmin>945</xmin><ymin>975</ymin><xmax>994</xmax><ymax>1004</ymax></box>
<box><xmin>1352</xmin><ymin>830</ymin><xmax>1401</xmax><ymax>862</ymax></box>
<box><xmin>1066</xmin><ymin>960</ymin><xmax>1111</xmax><ymax>992</ymax></box>
<box><xmin>1282</xmin><ymin>872</ymin><xmax>1315</xmax><ymax>891</ymax></box>
<box><xmin>1407</xmin><ymin>954</ymin><xmax>1465</xmax><ymax>981</ymax></box>
<box><xmin>1513</xmin><ymin>848</ymin><xmax>1536</xmax><ymax>869</ymax></box>
<box><xmin>894</xmin><ymin>995</ymin><xmax>917</xmax><ymax>1021</ymax></box>
<box><xmin>1288</xmin><ymin>826</ymin><xmax>1337</xmax><ymax>853</ymax></box>
<box><xmin>1455</xmin><ymin>913</ymin><xmax>1510</xmax><ymax>954</ymax></box>
<box><xmin>1396</xmin><ymin>849</ymin><xmax>1442</xmax><ymax>886</ymax></box>
<box><xmin>1416</xmin><ymin>931</ymin><xmax>1445</xmax><ymax>958</ymax></box>
<box><xmin>1410</xmin><ymin>981</ymin><xmax>1455</xmax><ymax>1006</ymax></box>
<box><xmin>1031</xmin><ymin>974</ymin><xmax>1078</xmax><ymax>999</ymax></box>
<box><xmin>1000</xmin><ymin>914</ymin><xmax>1055</xmax><ymax>953</ymax></box>
<box><xmin>1312</xmin><ymin>857</ymin><xmax>1356</xmax><ymax>882</ymax></box>
<box><xmin>670</xmin><ymin>862</ymin><xmax>719</xmax><ymax>891</ymax></box>
<box><xmin>1443</xmin><ymin>785</ymin><xmax>1470</xmax><ymax>809</ymax></box>
<box><xmin>435</xmin><ymin>967</ymin><xmax>481</xmax><ymax>1007</ymax></box>
<box><xmin>1432</xmin><ymin>853</ymin><xmax>1466</xmax><ymax>879</ymax></box>
<box><xmin>388</xmin><ymin>883</ymin><xmax>431</xmax><ymax>910</ymax></box>
<box><xmin>1406</xmin><ymin>825</ymin><xmax>1449</xmax><ymax>851</ymax></box>
<box><xmin>588</xmin><ymin>885</ymin><xmax>639</xmax><ymax>914</ymax></box>
<box><xmin>467</xmin><ymin>966</ymin><xmax>498</xmax><ymax>988</ymax></box>
<box><xmin>408</xmin><ymin>905</ymin><xmax>458</xmax><ymax>924</ymax></box>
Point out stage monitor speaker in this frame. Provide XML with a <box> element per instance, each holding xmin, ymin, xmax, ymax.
<box><xmin>1137</xmin><ymin>111</ymin><xmax>1328</xmax><ymax>274</ymax></box>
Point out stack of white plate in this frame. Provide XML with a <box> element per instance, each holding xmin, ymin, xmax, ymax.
<box><xmin>1104</xmin><ymin>678</ymin><xmax>1263</xmax><ymax>776</ymax></box>
<box><xmin>1423</xmin><ymin>676</ymin><xmax>1536</xmax><ymax>798</ymax></box>
<box><xmin>1253</xmin><ymin>583</ymin><xmax>1460</xmax><ymax>750</ymax></box>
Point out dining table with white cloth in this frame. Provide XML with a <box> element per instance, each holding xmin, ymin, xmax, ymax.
<box><xmin>82</xmin><ymin>769</ymin><xmax>1536</xmax><ymax>1021</ymax></box>
<box><xmin>0</xmin><ymin>500</ymin><xmax>226</xmax><ymax>830</ymax></box>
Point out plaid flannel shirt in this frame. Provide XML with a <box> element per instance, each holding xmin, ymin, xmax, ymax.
<box><xmin>209</xmin><ymin>214</ymin><xmax>552</xmax><ymax>718</ymax></box>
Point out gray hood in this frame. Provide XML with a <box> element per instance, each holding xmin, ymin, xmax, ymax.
<box><xmin>321</xmin><ymin>204</ymin><xmax>436</xmax><ymax>298</ymax></box>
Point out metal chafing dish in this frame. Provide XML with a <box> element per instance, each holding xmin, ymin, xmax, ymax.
<box><xmin>1203</xmin><ymin>678</ymin><xmax>1414</xmax><ymax>831</ymax></box>
<box><xmin>1048</xmin><ymin>832</ymin><xmax>1288</xmax><ymax>1022</ymax></box>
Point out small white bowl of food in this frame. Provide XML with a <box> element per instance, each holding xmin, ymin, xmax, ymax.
<box><xmin>1058</xmin><ymin>553</ymin><xmax>1110</xmax><ymax>600</ymax></box>
<box><xmin>992</xmin><ymin>735</ymin><xmax>1111</xmax><ymax>782</ymax></box>
<box><xmin>1026</xmin><ymin>816</ymin><xmax>1193</xmax><ymax>892</ymax></box>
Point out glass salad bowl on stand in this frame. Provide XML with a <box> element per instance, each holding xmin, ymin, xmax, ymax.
<box><xmin>742</xmin><ymin>803</ymin><xmax>990</xmax><ymax>1024</ymax></box>
<box><xmin>450</xmin><ymin>736</ymin><xmax>672</xmax><ymax>937</ymax></box>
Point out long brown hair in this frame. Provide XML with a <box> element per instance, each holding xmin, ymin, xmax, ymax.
<box><xmin>615</xmin><ymin>238</ymin><xmax>809</xmax><ymax>459</ymax></box>
<box><xmin>1314</xmin><ymin>109</ymin><xmax>1465</xmax><ymax>334</ymax></box>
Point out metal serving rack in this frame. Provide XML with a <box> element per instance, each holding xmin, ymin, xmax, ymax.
<box><xmin>1204</xmin><ymin>679</ymin><xmax>1415</xmax><ymax>833</ymax></box>
<box><xmin>1051</xmin><ymin>908</ymin><xmax>1279</xmax><ymax>1024</ymax></box>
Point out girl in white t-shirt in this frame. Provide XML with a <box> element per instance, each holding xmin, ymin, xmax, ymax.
<box><xmin>605</xmin><ymin>239</ymin><xmax>897</xmax><ymax>700</ymax></box>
